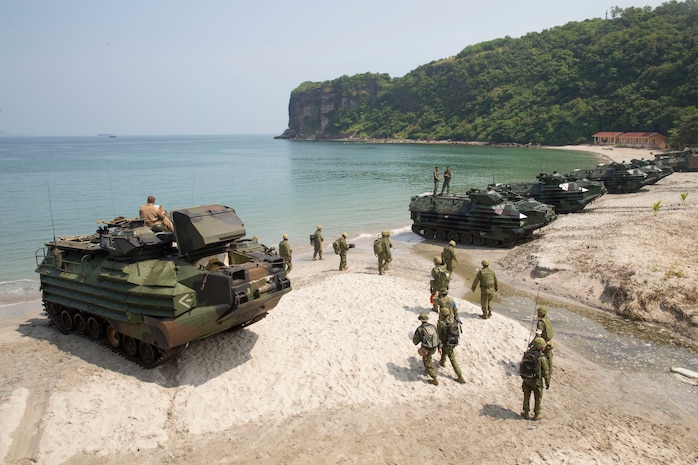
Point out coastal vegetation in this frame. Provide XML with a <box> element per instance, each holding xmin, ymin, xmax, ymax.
<box><xmin>281</xmin><ymin>1</ymin><xmax>698</xmax><ymax>147</ymax></box>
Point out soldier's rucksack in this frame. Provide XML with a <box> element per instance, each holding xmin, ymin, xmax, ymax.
<box><xmin>332</xmin><ymin>239</ymin><xmax>340</xmax><ymax>254</ymax></box>
<box><xmin>309</xmin><ymin>234</ymin><xmax>315</xmax><ymax>246</ymax></box>
<box><xmin>445</xmin><ymin>319</ymin><xmax>461</xmax><ymax>345</ymax></box>
<box><xmin>421</xmin><ymin>323</ymin><xmax>439</xmax><ymax>349</ymax></box>
<box><xmin>373</xmin><ymin>238</ymin><xmax>381</xmax><ymax>255</ymax></box>
<box><xmin>433</xmin><ymin>266</ymin><xmax>449</xmax><ymax>287</ymax></box>
<box><xmin>519</xmin><ymin>350</ymin><xmax>543</xmax><ymax>379</ymax></box>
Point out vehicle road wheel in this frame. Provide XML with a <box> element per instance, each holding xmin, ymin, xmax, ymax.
<box><xmin>86</xmin><ymin>317</ymin><xmax>102</xmax><ymax>340</ymax></box>
<box><xmin>73</xmin><ymin>313</ymin><xmax>87</xmax><ymax>334</ymax></box>
<box><xmin>447</xmin><ymin>232</ymin><xmax>459</xmax><ymax>243</ymax></box>
<box><xmin>460</xmin><ymin>233</ymin><xmax>473</xmax><ymax>245</ymax></box>
<box><xmin>423</xmin><ymin>228</ymin><xmax>434</xmax><ymax>240</ymax></box>
<box><xmin>486</xmin><ymin>238</ymin><xmax>499</xmax><ymax>247</ymax></box>
<box><xmin>122</xmin><ymin>336</ymin><xmax>138</xmax><ymax>357</ymax></box>
<box><xmin>473</xmin><ymin>236</ymin><xmax>486</xmax><ymax>246</ymax></box>
<box><xmin>105</xmin><ymin>325</ymin><xmax>120</xmax><ymax>348</ymax></box>
<box><xmin>59</xmin><ymin>310</ymin><xmax>74</xmax><ymax>333</ymax></box>
<box><xmin>139</xmin><ymin>342</ymin><xmax>159</xmax><ymax>366</ymax></box>
<box><xmin>435</xmin><ymin>230</ymin><xmax>447</xmax><ymax>241</ymax></box>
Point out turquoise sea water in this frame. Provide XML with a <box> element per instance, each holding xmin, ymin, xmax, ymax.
<box><xmin>0</xmin><ymin>135</ymin><xmax>599</xmax><ymax>305</ymax></box>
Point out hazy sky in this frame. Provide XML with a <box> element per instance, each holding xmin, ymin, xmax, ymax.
<box><xmin>0</xmin><ymin>0</ymin><xmax>667</xmax><ymax>136</ymax></box>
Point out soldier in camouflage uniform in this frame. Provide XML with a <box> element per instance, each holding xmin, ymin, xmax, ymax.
<box><xmin>313</xmin><ymin>225</ymin><xmax>323</xmax><ymax>260</ymax></box>
<box><xmin>433</xmin><ymin>166</ymin><xmax>441</xmax><ymax>195</ymax></box>
<box><xmin>278</xmin><ymin>234</ymin><xmax>292</xmax><ymax>274</ymax></box>
<box><xmin>412</xmin><ymin>312</ymin><xmax>439</xmax><ymax>385</ymax></box>
<box><xmin>377</xmin><ymin>230</ymin><xmax>393</xmax><ymax>275</ymax></box>
<box><xmin>337</xmin><ymin>232</ymin><xmax>350</xmax><ymax>271</ymax></box>
<box><xmin>435</xmin><ymin>288</ymin><xmax>465</xmax><ymax>384</ymax></box>
<box><xmin>430</xmin><ymin>256</ymin><xmax>450</xmax><ymax>309</ymax></box>
<box><xmin>440</xmin><ymin>166</ymin><xmax>452</xmax><ymax>195</ymax></box>
<box><xmin>471</xmin><ymin>259</ymin><xmax>498</xmax><ymax>319</ymax></box>
<box><xmin>536</xmin><ymin>307</ymin><xmax>554</xmax><ymax>373</ymax></box>
<box><xmin>521</xmin><ymin>337</ymin><xmax>551</xmax><ymax>421</ymax></box>
<box><xmin>441</xmin><ymin>240</ymin><xmax>458</xmax><ymax>275</ymax></box>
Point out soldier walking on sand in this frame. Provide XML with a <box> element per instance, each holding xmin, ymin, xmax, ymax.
<box><xmin>441</xmin><ymin>240</ymin><xmax>458</xmax><ymax>275</ymax></box>
<box><xmin>412</xmin><ymin>312</ymin><xmax>439</xmax><ymax>385</ymax></box>
<box><xmin>337</xmin><ymin>232</ymin><xmax>350</xmax><ymax>271</ymax></box>
<box><xmin>435</xmin><ymin>288</ymin><xmax>466</xmax><ymax>384</ymax></box>
<box><xmin>433</xmin><ymin>166</ymin><xmax>441</xmax><ymax>195</ymax></box>
<box><xmin>376</xmin><ymin>230</ymin><xmax>393</xmax><ymax>275</ymax></box>
<box><xmin>278</xmin><ymin>234</ymin><xmax>292</xmax><ymax>274</ymax></box>
<box><xmin>471</xmin><ymin>259</ymin><xmax>498</xmax><ymax>319</ymax></box>
<box><xmin>536</xmin><ymin>307</ymin><xmax>555</xmax><ymax>373</ymax></box>
<box><xmin>312</xmin><ymin>225</ymin><xmax>324</xmax><ymax>260</ymax></box>
<box><xmin>430</xmin><ymin>256</ymin><xmax>450</xmax><ymax>310</ymax></box>
<box><xmin>521</xmin><ymin>337</ymin><xmax>551</xmax><ymax>421</ymax></box>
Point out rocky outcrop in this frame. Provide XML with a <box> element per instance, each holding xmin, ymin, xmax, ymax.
<box><xmin>276</xmin><ymin>73</ymin><xmax>389</xmax><ymax>140</ymax></box>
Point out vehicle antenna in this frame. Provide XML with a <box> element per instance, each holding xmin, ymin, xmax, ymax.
<box><xmin>108</xmin><ymin>170</ymin><xmax>116</xmax><ymax>217</ymax></box>
<box><xmin>47</xmin><ymin>180</ymin><xmax>56</xmax><ymax>242</ymax></box>
<box><xmin>191</xmin><ymin>171</ymin><xmax>196</xmax><ymax>205</ymax></box>
<box><xmin>527</xmin><ymin>282</ymin><xmax>541</xmax><ymax>346</ymax></box>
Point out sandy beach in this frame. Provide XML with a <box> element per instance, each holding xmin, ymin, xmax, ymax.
<box><xmin>1</xmin><ymin>144</ymin><xmax>697</xmax><ymax>465</ymax></box>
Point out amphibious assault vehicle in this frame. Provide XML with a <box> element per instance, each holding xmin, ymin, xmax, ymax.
<box><xmin>491</xmin><ymin>172</ymin><xmax>607</xmax><ymax>214</ymax></box>
<box><xmin>35</xmin><ymin>204</ymin><xmax>292</xmax><ymax>367</ymax></box>
<box><xmin>654</xmin><ymin>148</ymin><xmax>698</xmax><ymax>172</ymax></box>
<box><xmin>409</xmin><ymin>190</ymin><xmax>557</xmax><ymax>247</ymax></box>
<box><xmin>628</xmin><ymin>158</ymin><xmax>673</xmax><ymax>184</ymax></box>
<box><xmin>570</xmin><ymin>162</ymin><xmax>648</xmax><ymax>194</ymax></box>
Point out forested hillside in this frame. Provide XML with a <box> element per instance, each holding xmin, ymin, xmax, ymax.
<box><xmin>278</xmin><ymin>1</ymin><xmax>698</xmax><ymax>147</ymax></box>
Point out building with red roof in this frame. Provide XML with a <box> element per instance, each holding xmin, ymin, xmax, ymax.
<box><xmin>592</xmin><ymin>132</ymin><xmax>666</xmax><ymax>149</ymax></box>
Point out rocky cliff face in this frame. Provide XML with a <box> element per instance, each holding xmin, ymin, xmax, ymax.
<box><xmin>276</xmin><ymin>74</ymin><xmax>387</xmax><ymax>140</ymax></box>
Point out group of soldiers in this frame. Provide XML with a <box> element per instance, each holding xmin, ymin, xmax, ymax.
<box><xmin>278</xmin><ymin>225</ymin><xmax>389</xmax><ymax>274</ymax></box>
<box><xmin>277</xmin><ymin>225</ymin><xmax>554</xmax><ymax>420</ymax></box>
<box><xmin>433</xmin><ymin>166</ymin><xmax>453</xmax><ymax>195</ymax></box>
<box><xmin>418</xmin><ymin>242</ymin><xmax>554</xmax><ymax>420</ymax></box>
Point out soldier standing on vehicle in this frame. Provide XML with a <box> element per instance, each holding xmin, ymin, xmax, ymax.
<box><xmin>536</xmin><ymin>307</ymin><xmax>554</xmax><ymax>373</ymax></box>
<box><xmin>139</xmin><ymin>195</ymin><xmax>174</xmax><ymax>232</ymax></box>
<box><xmin>471</xmin><ymin>259</ymin><xmax>498</xmax><ymax>319</ymax></box>
<box><xmin>376</xmin><ymin>230</ymin><xmax>393</xmax><ymax>275</ymax></box>
<box><xmin>436</xmin><ymin>289</ymin><xmax>465</xmax><ymax>384</ymax></box>
<box><xmin>441</xmin><ymin>240</ymin><xmax>458</xmax><ymax>275</ymax></box>
<box><xmin>433</xmin><ymin>166</ymin><xmax>441</xmax><ymax>195</ymax></box>
<box><xmin>430</xmin><ymin>256</ymin><xmax>450</xmax><ymax>309</ymax></box>
<box><xmin>312</xmin><ymin>225</ymin><xmax>323</xmax><ymax>260</ymax></box>
<box><xmin>440</xmin><ymin>166</ymin><xmax>452</xmax><ymax>195</ymax></box>
<box><xmin>412</xmin><ymin>312</ymin><xmax>439</xmax><ymax>385</ymax></box>
<box><xmin>278</xmin><ymin>234</ymin><xmax>292</xmax><ymax>274</ymax></box>
<box><xmin>521</xmin><ymin>337</ymin><xmax>551</xmax><ymax>421</ymax></box>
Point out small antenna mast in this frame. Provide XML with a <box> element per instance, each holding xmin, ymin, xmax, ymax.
<box><xmin>47</xmin><ymin>180</ymin><xmax>56</xmax><ymax>242</ymax></box>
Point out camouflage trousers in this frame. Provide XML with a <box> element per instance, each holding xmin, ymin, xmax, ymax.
<box><xmin>421</xmin><ymin>347</ymin><xmax>437</xmax><ymax>380</ymax></box>
<box><xmin>439</xmin><ymin>344</ymin><xmax>462</xmax><ymax>378</ymax></box>
<box><xmin>339</xmin><ymin>252</ymin><xmax>347</xmax><ymax>270</ymax></box>
<box><xmin>283</xmin><ymin>258</ymin><xmax>292</xmax><ymax>273</ymax></box>
<box><xmin>543</xmin><ymin>346</ymin><xmax>553</xmax><ymax>374</ymax></box>
<box><xmin>522</xmin><ymin>378</ymin><xmax>545</xmax><ymax>415</ymax></box>
<box><xmin>480</xmin><ymin>287</ymin><xmax>495</xmax><ymax>317</ymax></box>
<box><xmin>378</xmin><ymin>254</ymin><xmax>391</xmax><ymax>274</ymax></box>
<box><xmin>313</xmin><ymin>246</ymin><xmax>322</xmax><ymax>260</ymax></box>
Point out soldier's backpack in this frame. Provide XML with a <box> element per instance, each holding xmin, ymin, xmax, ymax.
<box><xmin>444</xmin><ymin>319</ymin><xmax>461</xmax><ymax>345</ymax></box>
<box><xmin>332</xmin><ymin>239</ymin><xmax>340</xmax><ymax>254</ymax></box>
<box><xmin>519</xmin><ymin>350</ymin><xmax>543</xmax><ymax>379</ymax></box>
<box><xmin>432</xmin><ymin>266</ymin><xmax>449</xmax><ymax>287</ymax></box>
<box><xmin>373</xmin><ymin>238</ymin><xmax>381</xmax><ymax>255</ymax></box>
<box><xmin>309</xmin><ymin>234</ymin><xmax>315</xmax><ymax>246</ymax></box>
<box><xmin>421</xmin><ymin>323</ymin><xmax>439</xmax><ymax>349</ymax></box>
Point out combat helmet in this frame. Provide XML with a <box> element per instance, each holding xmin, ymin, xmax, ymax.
<box><xmin>449</xmin><ymin>240</ymin><xmax>456</xmax><ymax>246</ymax></box>
<box><xmin>382</xmin><ymin>230</ymin><xmax>390</xmax><ymax>237</ymax></box>
<box><xmin>433</xmin><ymin>255</ymin><xmax>442</xmax><ymax>264</ymax></box>
<box><xmin>342</xmin><ymin>232</ymin><xmax>348</xmax><ymax>238</ymax></box>
<box><xmin>317</xmin><ymin>225</ymin><xmax>323</xmax><ymax>230</ymax></box>
<box><xmin>282</xmin><ymin>234</ymin><xmax>289</xmax><ymax>240</ymax></box>
<box><xmin>537</xmin><ymin>306</ymin><xmax>547</xmax><ymax>317</ymax></box>
<box><xmin>532</xmin><ymin>337</ymin><xmax>546</xmax><ymax>349</ymax></box>
<box><xmin>418</xmin><ymin>312</ymin><xmax>429</xmax><ymax>321</ymax></box>
<box><xmin>481</xmin><ymin>259</ymin><xmax>490</xmax><ymax>266</ymax></box>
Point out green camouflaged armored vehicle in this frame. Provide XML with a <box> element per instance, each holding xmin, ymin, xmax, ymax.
<box><xmin>35</xmin><ymin>204</ymin><xmax>291</xmax><ymax>367</ymax></box>
<box><xmin>570</xmin><ymin>162</ymin><xmax>648</xmax><ymax>194</ymax></box>
<box><xmin>629</xmin><ymin>158</ymin><xmax>673</xmax><ymax>184</ymax></box>
<box><xmin>654</xmin><ymin>148</ymin><xmax>698</xmax><ymax>172</ymax></box>
<box><xmin>491</xmin><ymin>172</ymin><xmax>607</xmax><ymax>214</ymax></box>
<box><xmin>409</xmin><ymin>189</ymin><xmax>557</xmax><ymax>246</ymax></box>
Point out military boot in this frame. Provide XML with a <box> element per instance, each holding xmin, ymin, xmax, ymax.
<box><xmin>456</xmin><ymin>376</ymin><xmax>465</xmax><ymax>384</ymax></box>
<box><xmin>429</xmin><ymin>377</ymin><xmax>439</xmax><ymax>386</ymax></box>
